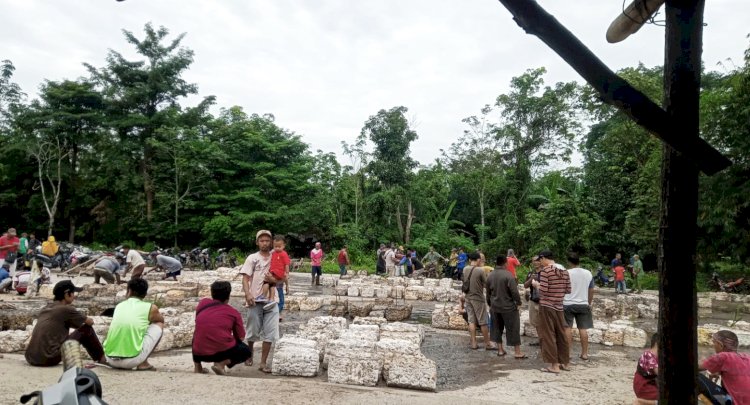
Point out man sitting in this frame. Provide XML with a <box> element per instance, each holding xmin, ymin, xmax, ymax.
<box><xmin>699</xmin><ymin>330</ymin><xmax>750</xmax><ymax>404</ymax></box>
<box><xmin>192</xmin><ymin>281</ymin><xmax>252</xmax><ymax>375</ymax></box>
<box><xmin>25</xmin><ymin>280</ymin><xmax>106</xmax><ymax>366</ymax></box>
<box><xmin>103</xmin><ymin>278</ymin><xmax>164</xmax><ymax>370</ymax></box>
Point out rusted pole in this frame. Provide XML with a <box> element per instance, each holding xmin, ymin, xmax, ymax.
<box><xmin>657</xmin><ymin>0</ymin><xmax>704</xmax><ymax>403</ymax></box>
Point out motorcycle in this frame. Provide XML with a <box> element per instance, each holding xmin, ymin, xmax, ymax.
<box><xmin>215</xmin><ymin>248</ymin><xmax>237</xmax><ymax>268</ymax></box>
<box><xmin>595</xmin><ymin>266</ymin><xmax>614</xmax><ymax>288</ymax></box>
<box><xmin>711</xmin><ymin>272</ymin><xmax>748</xmax><ymax>294</ymax></box>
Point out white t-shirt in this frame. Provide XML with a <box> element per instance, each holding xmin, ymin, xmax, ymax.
<box><xmin>238</xmin><ymin>252</ymin><xmax>276</xmax><ymax>303</ymax></box>
<box><xmin>126</xmin><ymin>249</ymin><xmax>145</xmax><ymax>268</ymax></box>
<box><xmin>563</xmin><ymin>267</ymin><xmax>594</xmax><ymax>306</ymax></box>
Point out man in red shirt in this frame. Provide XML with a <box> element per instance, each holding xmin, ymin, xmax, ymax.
<box><xmin>0</xmin><ymin>227</ymin><xmax>20</xmax><ymax>276</ymax></box>
<box><xmin>506</xmin><ymin>249</ymin><xmax>521</xmax><ymax>278</ymax></box>
<box><xmin>337</xmin><ymin>245</ymin><xmax>350</xmax><ymax>276</ymax></box>
<box><xmin>535</xmin><ymin>249</ymin><xmax>571</xmax><ymax>374</ymax></box>
<box><xmin>700</xmin><ymin>330</ymin><xmax>750</xmax><ymax>405</ymax></box>
<box><xmin>193</xmin><ymin>281</ymin><xmax>251</xmax><ymax>375</ymax></box>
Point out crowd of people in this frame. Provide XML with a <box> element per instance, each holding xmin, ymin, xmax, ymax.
<box><xmin>8</xmin><ymin>229</ymin><xmax>750</xmax><ymax>403</ymax></box>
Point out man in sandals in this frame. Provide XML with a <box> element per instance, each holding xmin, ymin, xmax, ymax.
<box><xmin>486</xmin><ymin>255</ymin><xmax>526</xmax><ymax>359</ymax></box>
<box><xmin>534</xmin><ymin>249</ymin><xmax>571</xmax><ymax>374</ymax></box>
<box><xmin>563</xmin><ymin>252</ymin><xmax>594</xmax><ymax>362</ymax></box>
<box><xmin>103</xmin><ymin>278</ymin><xmax>164</xmax><ymax>371</ymax></box>
<box><xmin>462</xmin><ymin>251</ymin><xmax>495</xmax><ymax>350</ymax></box>
<box><xmin>240</xmin><ymin>229</ymin><xmax>279</xmax><ymax>373</ymax></box>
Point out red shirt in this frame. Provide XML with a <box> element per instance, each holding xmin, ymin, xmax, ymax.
<box><xmin>0</xmin><ymin>235</ymin><xmax>19</xmax><ymax>259</ymax></box>
<box><xmin>614</xmin><ymin>266</ymin><xmax>626</xmax><ymax>281</ymax></box>
<box><xmin>702</xmin><ymin>352</ymin><xmax>750</xmax><ymax>405</ymax></box>
<box><xmin>338</xmin><ymin>250</ymin><xmax>348</xmax><ymax>265</ymax></box>
<box><xmin>506</xmin><ymin>256</ymin><xmax>520</xmax><ymax>278</ymax></box>
<box><xmin>270</xmin><ymin>250</ymin><xmax>290</xmax><ymax>280</ymax></box>
<box><xmin>539</xmin><ymin>264</ymin><xmax>571</xmax><ymax>311</ymax></box>
<box><xmin>192</xmin><ymin>299</ymin><xmax>245</xmax><ymax>356</ymax></box>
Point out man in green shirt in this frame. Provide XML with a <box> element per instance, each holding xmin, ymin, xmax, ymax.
<box><xmin>103</xmin><ymin>278</ymin><xmax>164</xmax><ymax>370</ymax></box>
<box><xmin>632</xmin><ymin>254</ymin><xmax>644</xmax><ymax>294</ymax></box>
<box><xmin>423</xmin><ymin>246</ymin><xmax>445</xmax><ymax>276</ymax></box>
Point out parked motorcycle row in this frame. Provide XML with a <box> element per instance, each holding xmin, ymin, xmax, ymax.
<box><xmin>147</xmin><ymin>246</ymin><xmax>238</xmax><ymax>271</ymax></box>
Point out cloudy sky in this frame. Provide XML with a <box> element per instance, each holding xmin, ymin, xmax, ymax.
<box><xmin>2</xmin><ymin>0</ymin><xmax>747</xmax><ymax>165</ymax></box>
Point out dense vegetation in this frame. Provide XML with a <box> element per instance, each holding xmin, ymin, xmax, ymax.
<box><xmin>1</xmin><ymin>24</ymin><xmax>749</xmax><ymax>274</ymax></box>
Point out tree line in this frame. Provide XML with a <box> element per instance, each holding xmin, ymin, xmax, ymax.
<box><xmin>1</xmin><ymin>24</ymin><xmax>748</xmax><ymax>270</ymax></box>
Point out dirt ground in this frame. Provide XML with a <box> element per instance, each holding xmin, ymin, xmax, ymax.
<box><xmin>0</xmin><ymin>271</ymin><xmax>720</xmax><ymax>404</ymax></box>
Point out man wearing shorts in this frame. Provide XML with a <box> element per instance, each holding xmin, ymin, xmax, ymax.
<box><xmin>563</xmin><ymin>252</ymin><xmax>594</xmax><ymax>361</ymax></box>
<box><xmin>240</xmin><ymin>230</ymin><xmax>279</xmax><ymax>373</ymax></box>
<box><xmin>462</xmin><ymin>251</ymin><xmax>494</xmax><ymax>350</ymax></box>
<box><xmin>309</xmin><ymin>242</ymin><xmax>323</xmax><ymax>286</ymax></box>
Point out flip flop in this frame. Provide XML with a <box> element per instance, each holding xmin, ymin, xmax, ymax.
<box><xmin>136</xmin><ymin>365</ymin><xmax>156</xmax><ymax>371</ymax></box>
<box><xmin>259</xmin><ymin>365</ymin><xmax>272</xmax><ymax>373</ymax></box>
<box><xmin>244</xmin><ymin>353</ymin><xmax>254</xmax><ymax>367</ymax></box>
<box><xmin>560</xmin><ymin>365</ymin><xmax>572</xmax><ymax>372</ymax></box>
<box><xmin>471</xmin><ymin>346</ymin><xmax>479</xmax><ymax>350</ymax></box>
<box><xmin>497</xmin><ymin>351</ymin><xmax>508</xmax><ymax>357</ymax></box>
<box><xmin>579</xmin><ymin>355</ymin><xmax>589</xmax><ymax>361</ymax></box>
<box><xmin>540</xmin><ymin>367</ymin><xmax>560</xmax><ymax>374</ymax></box>
<box><xmin>514</xmin><ymin>354</ymin><xmax>528</xmax><ymax>359</ymax></box>
<box><xmin>211</xmin><ymin>365</ymin><xmax>226</xmax><ymax>375</ymax></box>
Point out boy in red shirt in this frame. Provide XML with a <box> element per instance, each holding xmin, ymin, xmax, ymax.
<box><xmin>613</xmin><ymin>265</ymin><xmax>627</xmax><ymax>294</ymax></box>
<box><xmin>700</xmin><ymin>330</ymin><xmax>750</xmax><ymax>405</ymax></box>
<box><xmin>259</xmin><ymin>235</ymin><xmax>290</xmax><ymax>310</ymax></box>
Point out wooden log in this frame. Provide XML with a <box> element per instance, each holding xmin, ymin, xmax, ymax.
<box><xmin>495</xmin><ymin>0</ymin><xmax>730</xmax><ymax>175</ymax></box>
<box><xmin>59</xmin><ymin>256</ymin><xmax>100</xmax><ymax>276</ymax></box>
<box><xmin>657</xmin><ymin>1</ymin><xmax>704</xmax><ymax>403</ymax></box>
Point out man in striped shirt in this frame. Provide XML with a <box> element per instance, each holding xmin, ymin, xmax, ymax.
<box><xmin>534</xmin><ymin>249</ymin><xmax>572</xmax><ymax>374</ymax></box>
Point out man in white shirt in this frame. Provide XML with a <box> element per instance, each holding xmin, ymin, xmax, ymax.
<box><xmin>563</xmin><ymin>252</ymin><xmax>594</xmax><ymax>361</ymax></box>
<box><xmin>122</xmin><ymin>245</ymin><xmax>146</xmax><ymax>280</ymax></box>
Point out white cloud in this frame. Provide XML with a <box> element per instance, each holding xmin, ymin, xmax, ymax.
<box><xmin>1</xmin><ymin>0</ymin><xmax>747</xmax><ymax>165</ymax></box>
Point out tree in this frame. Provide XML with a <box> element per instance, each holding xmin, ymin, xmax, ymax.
<box><xmin>362</xmin><ymin>106</ymin><xmax>419</xmax><ymax>243</ymax></box>
<box><xmin>28</xmin><ymin>135</ymin><xmax>69</xmax><ymax>236</ymax></box>
<box><xmin>85</xmin><ymin>23</ymin><xmax>202</xmax><ymax>225</ymax></box>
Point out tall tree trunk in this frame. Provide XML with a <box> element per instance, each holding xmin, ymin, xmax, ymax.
<box><xmin>404</xmin><ymin>200</ymin><xmax>414</xmax><ymax>244</ymax></box>
<box><xmin>478</xmin><ymin>187</ymin><xmax>486</xmax><ymax>244</ymax></box>
<box><xmin>395</xmin><ymin>204</ymin><xmax>404</xmax><ymax>242</ymax></box>
<box><xmin>68</xmin><ymin>141</ymin><xmax>78</xmax><ymax>243</ymax></box>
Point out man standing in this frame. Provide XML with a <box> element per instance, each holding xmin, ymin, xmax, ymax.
<box><xmin>462</xmin><ymin>252</ymin><xmax>493</xmax><ymax>350</ymax></box>
<box><xmin>103</xmin><ymin>278</ymin><xmax>164</xmax><ymax>370</ymax></box>
<box><xmin>93</xmin><ymin>255</ymin><xmax>124</xmax><ymax>285</ymax></box>
<box><xmin>25</xmin><ymin>280</ymin><xmax>106</xmax><ymax>367</ymax></box>
<box><xmin>376</xmin><ymin>244</ymin><xmax>387</xmax><ymax>275</ymax></box>
<box><xmin>19</xmin><ymin>232</ymin><xmax>28</xmax><ymax>261</ymax></box>
<box><xmin>154</xmin><ymin>253</ymin><xmax>183</xmax><ymax>281</ymax></box>
<box><xmin>611</xmin><ymin>252</ymin><xmax>622</xmax><ymax>268</ymax></box>
<box><xmin>563</xmin><ymin>252</ymin><xmax>594</xmax><ymax>361</ymax></box>
<box><xmin>423</xmin><ymin>246</ymin><xmax>444</xmax><ymax>274</ymax></box>
<box><xmin>456</xmin><ymin>248</ymin><xmax>468</xmax><ymax>280</ymax></box>
<box><xmin>0</xmin><ymin>228</ymin><xmax>20</xmax><ymax>274</ymax></box>
<box><xmin>337</xmin><ymin>246</ymin><xmax>350</xmax><ymax>276</ymax></box>
<box><xmin>506</xmin><ymin>249</ymin><xmax>521</xmax><ymax>279</ymax></box>
<box><xmin>310</xmin><ymin>242</ymin><xmax>324</xmax><ymax>286</ymax></box>
<box><xmin>240</xmin><ymin>230</ymin><xmax>279</xmax><ymax>373</ymax></box>
<box><xmin>524</xmin><ymin>256</ymin><xmax>543</xmax><ymax>346</ymax></box>
<box><xmin>384</xmin><ymin>245</ymin><xmax>397</xmax><ymax>277</ymax></box>
<box><xmin>486</xmin><ymin>255</ymin><xmax>525</xmax><ymax>359</ymax></box>
<box><xmin>535</xmin><ymin>249</ymin><xmax>571</xmax><ymax>374</ymax></box>
<box><xmin>122</xmin><ymin>245</ymin><xmax>146</xmax><ymax>280</ymax></box>
<box><xmin>632</xmin><ymin>254</ymin><xmax>644</xmax><ymax>294</ymax></box>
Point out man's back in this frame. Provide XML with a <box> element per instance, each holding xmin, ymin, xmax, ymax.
<box><xmin>104</xmin><ymin>298</ymin><xmax>152</xmax><ymax>357</ymax></box>
<box><xmin>563</xmin><ymin>267</ymin><xmax>593</xmax><ymax>306</ymax></box>
<box><xmin>487</xmin><ymin>268</ymin><xmax>521</xmax><ymax>312</ymax></box>
<box><xmin>462</xmin><ymin>264</ymin><xmax>486</xmax><ymax>302</ymax></box>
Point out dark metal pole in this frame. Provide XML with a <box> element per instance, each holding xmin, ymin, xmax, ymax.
<box><xmin>658</xmin><ymin>0</ymin><xmax>704</xmax><ymax>403</ymax></box>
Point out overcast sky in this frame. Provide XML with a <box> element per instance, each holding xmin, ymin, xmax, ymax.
<box><xmin>2</xmin><ymin>0</ymin><xmax>748</xmax><ymax>166</ymax></box>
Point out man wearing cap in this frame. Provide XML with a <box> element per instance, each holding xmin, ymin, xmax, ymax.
<box><xmin>534</xmin><ymin>249</ymin><xmax>572</xmax><ymax>374</ymax></box>
<box><xmin>239</xmin><ymin>230</ymin><xmax>279</xmax><ymax>373</ymax></box>
<box><xmin>25</xmin><ymin>280</ymin><xmax>106</xmax><ymax>366</ymax></box>
<box><xmin>103</xmin><ymin>278</ymin><xmax>164</xmax><ymax>370</ymax></box>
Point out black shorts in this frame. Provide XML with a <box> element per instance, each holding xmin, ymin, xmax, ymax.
<box><xmin>563</xmin><ymin>304</ymin><xmax>593</xmax><ymax>329</ymax></box>
<box><xmin>192</xmin><ymin>342</ymin><xmax>252</xmax><ymax>369</ymax></box>
<box><xmin>491</xmin><ymin>310</ymin><xmax>521</xmax><ymax>346</ymax></box>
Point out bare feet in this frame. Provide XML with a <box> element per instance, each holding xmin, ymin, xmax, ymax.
<box><xmin>211</xmin><ymin>364</ymin><xmax>226</xmax><ymax>375</ymax></box>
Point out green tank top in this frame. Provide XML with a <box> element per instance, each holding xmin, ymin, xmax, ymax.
<box><xmin>103</xmin><ymin>297</ymin><xmax>152</xmax><ymax>358</ymax></box>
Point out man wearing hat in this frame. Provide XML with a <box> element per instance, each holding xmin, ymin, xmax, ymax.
<box><xmin>25</xmin><ymin>280</ymin><xmax>106</xmax><ymax>366</ymax></box>
<box><xmin>239</xmin><ymin>229</ymin><xmax>279</xmax><ymax>373</ymax></box>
